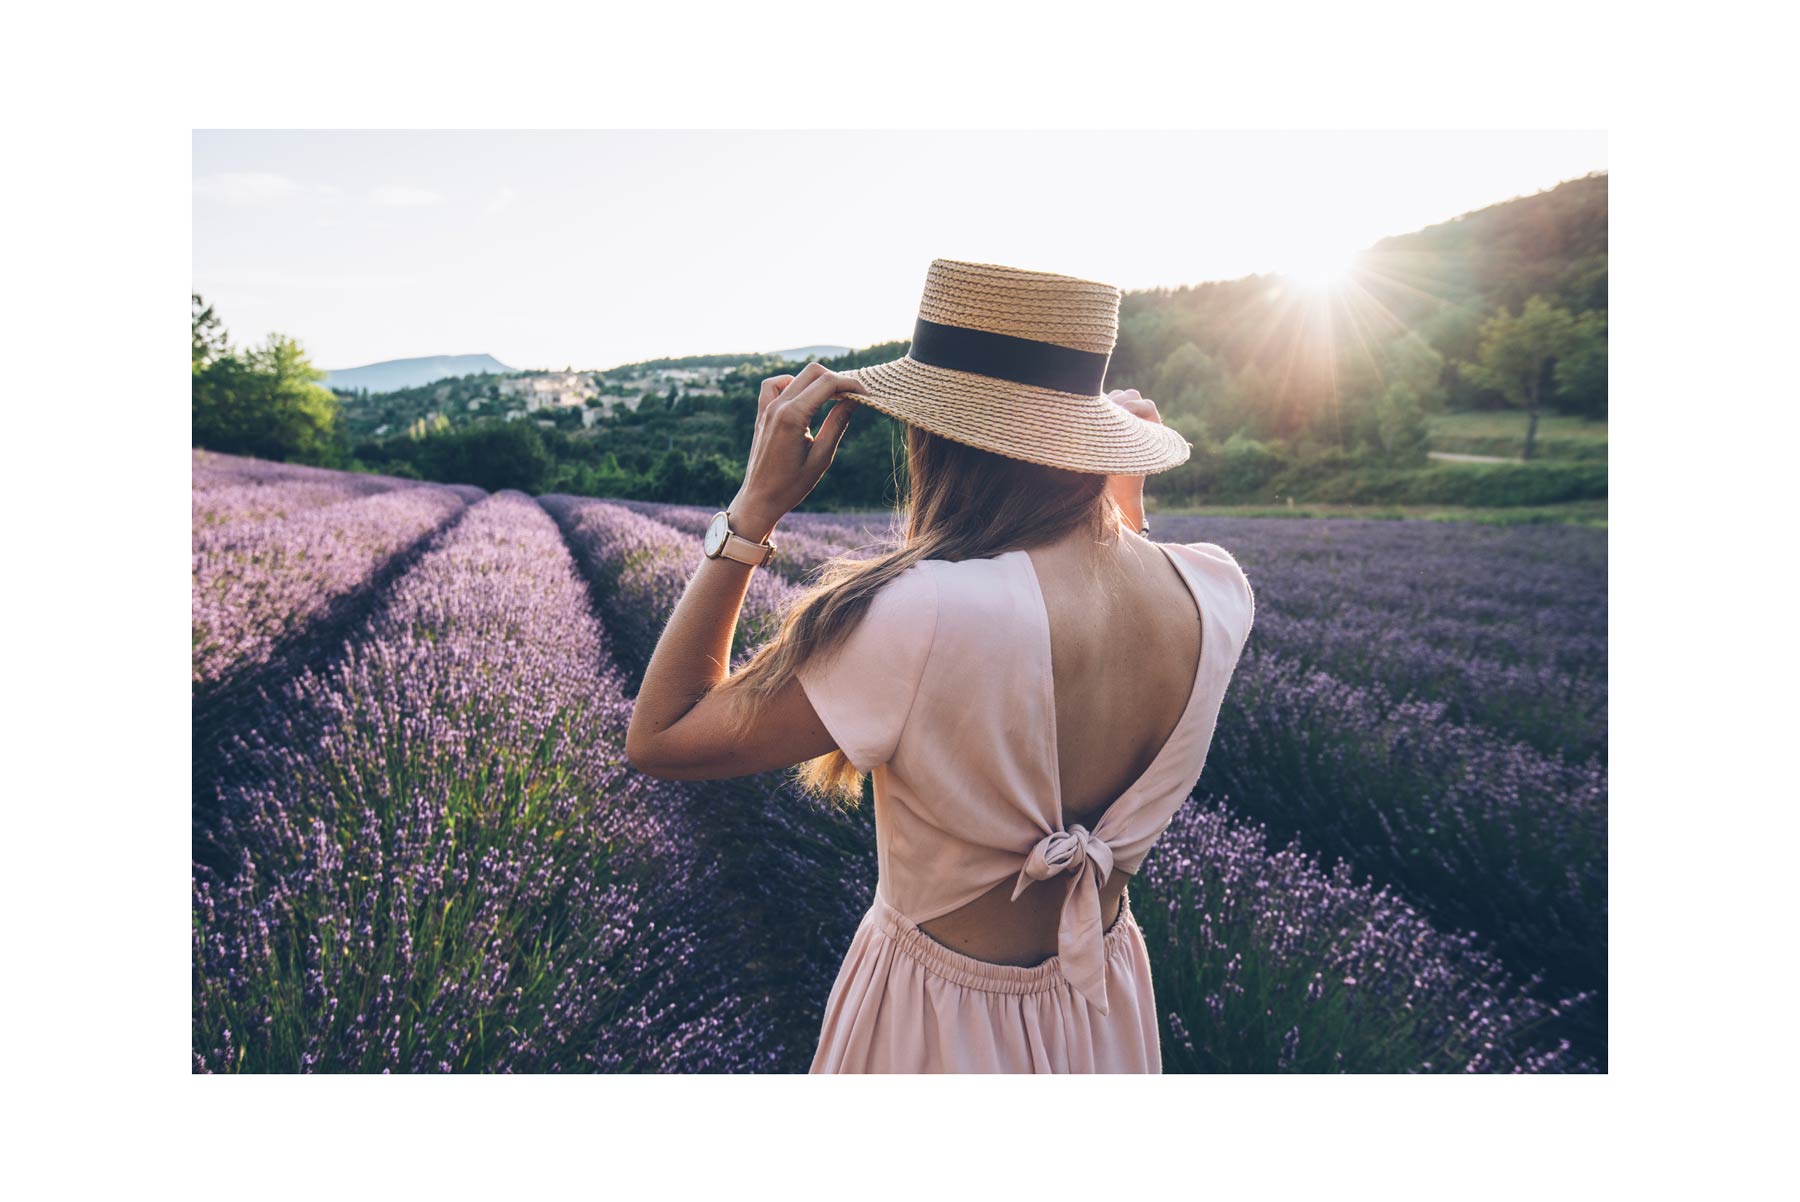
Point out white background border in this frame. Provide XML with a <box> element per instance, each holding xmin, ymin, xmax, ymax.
<box><xmin>8</xmin><ymin>0</ymin><xmax>1792</xmax><ymax>1195</ymax></box>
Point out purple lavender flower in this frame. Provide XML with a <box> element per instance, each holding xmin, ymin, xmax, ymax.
<box><xmin>192</xmin><ymin>465</ymin><xmax>473</xmax><ymax>688</ymax></box>
<box><xmin>194</xmin><ymin>482</ymin><xmax>774</xmax><ymax>1073</ymax></box>
<box><xmin>192</xmin><ymin>456</ymin><xmax>1606</xmax><ymax>1073</ymax></box>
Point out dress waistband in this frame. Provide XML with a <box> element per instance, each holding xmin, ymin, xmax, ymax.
<box><xmin>867</xmin><ymin>886</ymin><xmax>1136</xmax><ymax>997</ymax></box>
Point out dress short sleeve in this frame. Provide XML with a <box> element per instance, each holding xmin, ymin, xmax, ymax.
<box><xmin>1185</xmin><ymin>541</ymin><xmax>1256</xmax><ymax>648</ymax></box>
<box><xmin>795</xmin><ymin>561</ymin><xmax>939</xmax><ymax>773</ymax></box>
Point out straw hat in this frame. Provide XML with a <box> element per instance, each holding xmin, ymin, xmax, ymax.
<box><xmin>840</xmin><ymin>259</ymin><xmax>1192</xmax><ymax>476</ymax></box>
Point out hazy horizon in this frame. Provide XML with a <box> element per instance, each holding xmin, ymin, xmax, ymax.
<box><xmin>193</xmin><ymin>130</ymin><xmax>1607</xmax><ymax>372</ymax></box>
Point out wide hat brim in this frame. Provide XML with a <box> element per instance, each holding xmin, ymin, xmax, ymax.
<box><xmin>838</xmin><ymin>355</ymin><xmax>1192</xmax><ymax>477</ymax></box>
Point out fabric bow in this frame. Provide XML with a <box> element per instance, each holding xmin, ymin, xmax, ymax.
<box><xmin>1009</xmin><ymin>824</ymin><xmax>1117</xmax><ymax>1016</ymax></box>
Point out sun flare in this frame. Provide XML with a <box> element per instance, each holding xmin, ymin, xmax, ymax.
<box><xmin>1282</xmin><ymin>248</ymin><xmax>1359</xmax><ymax>293</ymax></box>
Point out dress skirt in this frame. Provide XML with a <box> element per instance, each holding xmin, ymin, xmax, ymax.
<box><xmin>809</xmin><ymin>886</ymin><xmax>1162</xmax><ymax>1073</ymax></box>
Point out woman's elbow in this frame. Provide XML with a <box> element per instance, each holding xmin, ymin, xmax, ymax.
<box><xmin>627</xmin><ymin>732</ymin><xmax>706</xmax><ymax>780</ymax></box>
<box><xmin>624</xmin><ymin>734</ymin><xmax>668</xmax><ymax>778</ymax></box>
<box><xmin>623</xmin><ymin>721</ymin><xmax>664</xmax><ymax>776</ymax></box>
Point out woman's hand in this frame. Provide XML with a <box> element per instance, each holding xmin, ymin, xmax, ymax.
<box><xmin>726</xmin><ymin>362</ymin><xmax>862</xmax><ymax>541</ymax></box>
<box><xmin>1105</xmin><ymin>388</ymin><xmax>1161</xmax><ymax>532</ymax></box>
<box><xmin>1108</xmin><ymin>387</ymin><xmax>1162</xmax><ymax>428</ymax></box>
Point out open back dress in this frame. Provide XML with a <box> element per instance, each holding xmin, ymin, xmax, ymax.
<box><xmin>796</xmin><ymin>540</ymin><xmax>1256</xmax><ymax>1073</ymax></box>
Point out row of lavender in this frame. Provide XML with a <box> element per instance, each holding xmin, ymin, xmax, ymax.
<box><xmin>193</xmin><ymin>449</ymin><xmax>430</xmax><ymax>526</ymax></box>
<box><xmin>192</xmin><ymin>450</ymin><xmax>484</xmax><ymax>690</ymax></box>
<box><xmin>612</xmin><ymin>500</ymin><xmax>897</xmax><ymax>578</ymax></box>
<box><xmin>633</xmin><ymin>500</ymin><xmax>1610</xmax><ymax>1058</ymax></box>
<box><xmin>541</xmin><ymin>497</ymin><xmax>880</xmax><ymax>1066</ymax></box>
<box><xmin>547</xmin><ymin>498</ymin><xmax>1591</xmax><ymax>1071</ymax></box>
<box><xmin>193</xmin><ymin>491</ymin><xmax>778</xmax><ymax>1071</ymax></box>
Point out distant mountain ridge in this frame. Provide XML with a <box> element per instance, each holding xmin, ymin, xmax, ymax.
<box><xmin>769</xmin><ymin>345</ymin><xmax>852</xmax><ymax>362</ymax></box>
<box><xmin>324</xmin><ymin>354</ymin><xmax>515</xmax><ymax>393</ymax></box>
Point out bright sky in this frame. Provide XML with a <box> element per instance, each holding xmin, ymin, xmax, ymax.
<box><xmin>193</xmin><ymin>130</ymin><xmax>1606</xmax><ymax>372</ymax></box>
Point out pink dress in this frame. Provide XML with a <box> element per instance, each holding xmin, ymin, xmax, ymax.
<box><xmin>797</xmin><ymin>540</ymin><xmax>1256</xmax><ymax>1073</ymax></box>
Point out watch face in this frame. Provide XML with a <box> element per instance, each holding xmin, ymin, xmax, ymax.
<box><xmin>704</xmin><ymin>511</ymin><xmax>729</xmax><ymax>557</ymax></box>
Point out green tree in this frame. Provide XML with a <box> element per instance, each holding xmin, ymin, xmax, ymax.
<box><xmin>686</xmin><ymin>453</ymin><xmax>739</xmax><ymax>505</ymax></box>
<box><xmin>1416</xmin><ymin>304</ymin><xmax>1484</xmax><ymax>366</ymax></box>
<box><xmin>1150</xmin><ymin>342</ymin><xmax>1230</xmax><ymax>425</ymax></box>
<box><xmin>1462</xmin><ymin>295</ymin><xmax>1578</xmax><ymax>461</ymax></box>
<box><xmin>585</xmin><ymin>450</ymin><xmax>639</xmax><ymax>499</ymax></box>
<box><xmin>1337</xmin><ymin>332</ymin><xmax>1446</xmax><ymax>454</ymax></box>
<box><xmin>1228</xmin><ymin>363</ymin><xmax>1285</xmax><ymax>443</ymax></box>
<box><xmin>242</xmin><ymin>334</ymin><xmax>342</xmax><ymax>465</ymax></box>
<box><xmin>192</xmin><ymin>314</ymin><xmax>342</xmax><ymax>466</ymax></box>
<box><xmin>1216</xmin><ymin>431</ymin><xmax>1288</xmax><ymax>498</ymax></box>
<box><xmin>1553</xmin><ymin>310</ymin><xmax>1608</xmax><ymax>420</ymax></box>
<box><xmin>192</xmin><ymin>293</ymin><xmax>227</xmax><ymax>374</ymax></box>
<box><xmin>422</xmin><ymin>421</ymin><xmax>552</xmax><ymax>493</ymax></box>
<box><xmin>649</xmin><ymin>447</ymin><xmax>693</xmax><ymax>501</ymax></box>
<box><xmin>1374</xmin><ymin>384</ymin><xmax>1432</xmax><ymax>466</ymax></box>
<box><xmin>1144</xmin><ymin>413</ymin><xmax>1217</xmax><ymax>503</ymax></box>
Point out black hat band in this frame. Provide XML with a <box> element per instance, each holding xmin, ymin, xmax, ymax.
<box><xmin>907</xmin><ymin>316</ymin><xmax>1111</xmax><ymax>396</ymax></box>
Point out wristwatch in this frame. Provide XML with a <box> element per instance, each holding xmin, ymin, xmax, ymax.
<box><xmin>703</xmin><ymin>509</ymin><xmax>778</xmax><ymax>568</ymax></box>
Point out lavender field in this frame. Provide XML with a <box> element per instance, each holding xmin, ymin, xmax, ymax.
<box><xmin>193</xmin><ymin>451</ymin><xmax>1606</xmax><ymax>1073</ymax></box>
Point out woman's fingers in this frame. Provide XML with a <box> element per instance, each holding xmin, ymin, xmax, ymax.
<box><xmin>1111</xmin><ymin>390</ymin><xmax>1162</xmax><ymax>424</ymax></box>
<box><xmin>758</xmin><ymin>374</ymin><xmax>797</xmax><ymax>409</ymax></box>
<box><xmin>804</xmin><ymin>396</ymin><xmax>858</xmax><ymax>475</ymax></box>
<box><xmin>777</xmin><ymin>363</ymin><xmax>862</xmax><ymax>429</ymax></box>
<box><xmin>774</xmin><ymin>361</ymin><xmax>829</xmax><ymax>406</ymax></box>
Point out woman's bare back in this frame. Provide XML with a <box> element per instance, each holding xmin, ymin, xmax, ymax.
<box><xmin>916</xmin><ymin>528</ymin><xmax>1205</xmax><ymax>966</ymax></box>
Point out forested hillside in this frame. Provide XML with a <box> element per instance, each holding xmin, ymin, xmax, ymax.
<box><xmin>1114</xmin><ymin>172</ymin><xmax>1605</xmax><ymax>418</ymax></box>
<box><xmin>1105</xmin><ymin>173</ymin><xmax>1606</xmax><ymax>502</ymax></box>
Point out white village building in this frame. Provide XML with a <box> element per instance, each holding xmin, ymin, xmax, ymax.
<box><xmin>500</xmin><ymin>372</ymin><xmax>599</xmax><ymax>412</ymax></box>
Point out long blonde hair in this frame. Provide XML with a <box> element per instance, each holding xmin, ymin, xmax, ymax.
<box><xmin>718</xmin><ymin>422</ymin><xmax>1132</xmax><ymax>811</ymax></box>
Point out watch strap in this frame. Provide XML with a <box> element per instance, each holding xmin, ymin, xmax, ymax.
<box><xmin>717</xmin><ymin>527</ymin><xmax>776</xmax><ymax>567</ymax></box>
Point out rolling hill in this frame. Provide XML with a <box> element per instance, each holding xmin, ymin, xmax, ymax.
<box><xmin>324</xmin><ymin>354</ymin><xmax>517</xmax><ymax>394</ymax></box>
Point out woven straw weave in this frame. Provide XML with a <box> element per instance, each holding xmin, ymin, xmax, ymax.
<box><xmin>918</xmin><ymin>259</ymin><xmax>1121</xmax><ymax>354</ymax></box>
<box><xmin>841</xmin><ymin>259</ymin><xmax>1192</xmax><ymax>476</ymax></box>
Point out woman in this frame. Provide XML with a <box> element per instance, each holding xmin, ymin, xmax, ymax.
<box><xmin>625</xmin><ymin>259</ymin><xmax>1255</xmax><ymax>1073</ymax></box>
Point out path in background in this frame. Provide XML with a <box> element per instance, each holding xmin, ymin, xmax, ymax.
<box><xmin>1428</xmin><ymin>450</ymin><xmax>1523</xmax><ymax>464</ymax></box>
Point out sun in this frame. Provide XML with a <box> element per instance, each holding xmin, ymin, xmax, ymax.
<box><xmin>1281</xmin><ymin>247</ymin><xmax>1359</xmax><ymax>293</ymax></box>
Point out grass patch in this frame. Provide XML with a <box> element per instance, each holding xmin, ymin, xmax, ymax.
<box><xmin>1428</xmin><ymin>411</ymin><xmax>1608</xmax><ymax>462</ymax></box>
<box><xmin>1151</xmin><ymin>499</ymin><xmax>1606</xmax><ymax>527</ymax></box>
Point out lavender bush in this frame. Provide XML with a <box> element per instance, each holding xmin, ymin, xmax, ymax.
<box><xmin>192</xmin><ymin>448</ymin><xmax>421</xmax><ymax>495</ymax></box>
<box><xmin>610</xmin><ymin>500</ymin><xmax>881</xmax><ymax>585</ymax></box>
<box><xmin>196</xmin><ymin>480</ymin><xmax>398</xmax><ymax>530</ymax></box>
<box><xmin>541</xmin><ymin>499</ymin><xmax>798</xmax><ymax>688</ymax></box>
<box><xmin>542</xmin><ymin>496</ymin><xmax>880</xmax><ymax>1067</ymax></box>
<box><xmin>1208</xmin><ymin>650</ymin><xmax>1607</xmax><ymax>1046</ymax></box>
<box><xmin>193</xmin><ymin>492</ymin><xmax>772</xmax><ymax>1073</ymax></box>
<box><xmin>1151</xmin><ymin>514</ymin><xmax>1607</xmax><ymax>761</ymax></box>
<box><xmin>192</xmin><ymin>484</ymin><xmax>471</xmax><ymax>689</ymax></box>
<box><xmin>192</xmin><ymin>450</ymin><xmax>483</xmax><ymax>527</ymax></box>
<box><xmin>1136</xmin><ymin>798</ymin><xmax>1593</xmax><ymax>1072</ymax></box>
